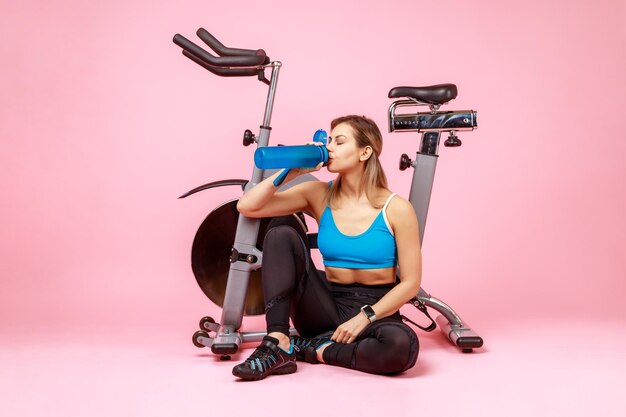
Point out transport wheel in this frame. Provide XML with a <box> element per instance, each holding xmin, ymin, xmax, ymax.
<box><xmin>199</xmin><ymin>316</ymin><xmax>216</xmax><ymax>331</ymax></box>
<box><xmin>192</xmin><ymin>330</ymin><xmax>209</xmax><ymax>348</ymax></box>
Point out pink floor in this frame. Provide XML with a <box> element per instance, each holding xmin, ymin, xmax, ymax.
<box><xmin>2</xmin><ymin>316</ymin><xmax>624</xmax><ymax>417</ymax></box>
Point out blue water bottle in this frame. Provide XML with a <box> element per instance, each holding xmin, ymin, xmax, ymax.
<box><xmin>255</xmin><ymin>129</ymin><xmax>328</xmax><ymax>186</ymax></box>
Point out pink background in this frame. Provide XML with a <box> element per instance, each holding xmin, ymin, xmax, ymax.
<box><xmin>1</xmin><ymin>0</ymin><xmax>625</xmax><ymax>416</ymax></box>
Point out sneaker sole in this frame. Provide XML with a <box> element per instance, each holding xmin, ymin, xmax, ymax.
<box><xmin>232</xmin><ymin>361</ymin><xmax>297</xmax><ymax>381</ymax></box>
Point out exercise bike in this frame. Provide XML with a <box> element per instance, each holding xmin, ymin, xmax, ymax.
<box><xmin>173</xmin><ymin>28</ymin><xmax>484</xmax><ymax>359</ymax></box>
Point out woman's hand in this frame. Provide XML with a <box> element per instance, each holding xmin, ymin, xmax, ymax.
<box><xmin>289</xmin><ymin>161</ymin><xmax>323</xmax><ymax>176</ymax></box>
<box><xmin>331</xmin><ymin>312</ymin><xmax>371</xmax><ymax>344</ymax></box>
<box><xmin>286</xmin><ymin>141</ymin><xmax>325</xmax><ymax>176</ymax></box>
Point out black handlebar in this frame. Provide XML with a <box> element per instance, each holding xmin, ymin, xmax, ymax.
<box><xmin>173</xmin><ymin>28</ymin><xmax>269</xmax><ymax>78</ymax></box>
<box><xmin>196</xmin><ymin>28</ymin><xmax>267</xmax><ymax>60</ymax></box>
<box><xmin>182</xmin><ymin>50</ymin><xmax>260</xmax><ymax>77</ymax></box>
<box><xmin>173</xmin><ymin>34</ymin><xmax>266</xmax><ymax>67</ymax></box>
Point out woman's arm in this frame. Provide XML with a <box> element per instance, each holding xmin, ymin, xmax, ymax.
<box><xmin>369</xmin><ymin>197</ymin><xmax>422</xmax><ymax>317</ymax></box>
<box><xmin>237</xmin><ymin>164</ymin><xmax>323</xmax><ymax>218</ymax></box>
<box><xmin>331</xmin><ymin>197</ymin><xmax>422</xmax><ymax>344</ymax></box>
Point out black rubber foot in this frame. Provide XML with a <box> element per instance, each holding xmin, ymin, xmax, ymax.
<box><xmin>212</xmin><ymin>343</ymin><xmax>238</xmax><ymax>355</ymax></box>
<box><xmin>220</xmin><ymin>355</ymin><xmax>231</xmax><ymax>361</ymax></box>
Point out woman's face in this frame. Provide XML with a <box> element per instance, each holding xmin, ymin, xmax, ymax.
<box><xmin>327</xmin><ymin>123</ymin><xmax>366</xmax><ymax>173</ymax></box>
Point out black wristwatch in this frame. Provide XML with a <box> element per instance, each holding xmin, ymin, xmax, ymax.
<box><xmin>360</xmin><ymin>305</ymin><xmax>377</xmax><ymax>323</ymax></box>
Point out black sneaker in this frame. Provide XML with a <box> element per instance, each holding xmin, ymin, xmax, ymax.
<box><xmin>232</xmin><ymin>336</ymin><xmax>297</xmax><ymax>381</ymax></box>
<box><xmin>290</xmin><ymin>331</ymin><xmax>333</xmax><ymax>364</ymax></box>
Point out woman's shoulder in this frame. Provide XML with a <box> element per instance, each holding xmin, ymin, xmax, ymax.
<box><xmin>299</xmin><ymin>180</ymin><xmax>331</xmax><ymax>219</ymax></box>
<box><xmin>374</xmin><ymin>188</ymin><xmax>402</xmax><ymax>206</ymax></box>
<box><xmin>385</xmin><ymin>193</ymin><xmax>416</xmax><ymax>221</ymax></box>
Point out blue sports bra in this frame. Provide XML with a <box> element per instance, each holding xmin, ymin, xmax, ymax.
<box><xmin>318</xmin><ymin>183</ymin><xmax>398</xmax><ymax>269</ymax></box>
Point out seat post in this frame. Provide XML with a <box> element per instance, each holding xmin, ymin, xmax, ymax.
<box><xmin>407</xmin><ymin>132</ymin><xmax>441</xmax><ymax>244</ymax></box>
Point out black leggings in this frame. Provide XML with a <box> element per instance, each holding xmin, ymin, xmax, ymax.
<box><xmin>261</xmin><ymin>216</ymin><xmax>419</xmax><ymax>375</ymax></box>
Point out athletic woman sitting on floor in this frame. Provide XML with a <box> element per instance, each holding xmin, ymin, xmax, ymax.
<box><xmin>233</xmin><ymin>115</ymin><xmax>422</xmax><ymax>380</ymax></box>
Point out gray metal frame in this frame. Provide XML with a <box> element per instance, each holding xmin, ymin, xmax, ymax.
<box><xmin>202</xmin><ymin>62</ymin><xmax>317</xmax><ymax>354</ymax></box>
<box><xmin>403</xmin><ymin>133</ymin><xmax>483</xmax><ymax>352</ymax></box>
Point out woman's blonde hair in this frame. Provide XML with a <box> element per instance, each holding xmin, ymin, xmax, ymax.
<box><xmin>327</xmin><ymin>115</ymin><xmax>389</xmax><ymax>209</ymax></box>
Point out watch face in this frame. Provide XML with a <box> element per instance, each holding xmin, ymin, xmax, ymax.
<box><xmin>361</xmin><ymin>305</ymin><xmax>375</xmax><ymax>319</ymax></box>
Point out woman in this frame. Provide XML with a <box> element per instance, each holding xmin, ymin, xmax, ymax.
<box><xmin>232</xmin><ymin>115</ymin><xmax>422</xmax><ymax>380</ymax></box>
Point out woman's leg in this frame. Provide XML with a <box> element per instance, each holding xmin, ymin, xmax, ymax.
<box><xmin>232</xmin><ymin>215</ymin><xmax>338</xmax><ymax>380</ymax></box>
<box><xmin>321</xmin><ymin>318</ymin><xmax>419</xmax><ymax>374</ymax></box>
<box><xmin>261</xmin><ymin>216</ymin><xmax>339</xmax><ymax>340</ymax></box>
<box><xmin>318</xmin><ymin>284</ymin><xmax>420</xmax><ymax>374</ymax></box>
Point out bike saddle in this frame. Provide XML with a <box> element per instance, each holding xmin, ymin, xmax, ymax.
<box><xmin>388</xmin><ymin>84</ymin><xmax>458</xmax><ymax>105</ymax></box>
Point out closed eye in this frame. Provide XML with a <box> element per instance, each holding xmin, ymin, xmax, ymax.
<box><xmin>329</xmin><ymin>134</ymin><xmax>347</xmax><ymax>145</ymax></box>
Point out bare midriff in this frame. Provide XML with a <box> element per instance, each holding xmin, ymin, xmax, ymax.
<box><xmin>325</xmin><ymin>265</ymin><xmax>397</xmax><ymax>286</ymax></box>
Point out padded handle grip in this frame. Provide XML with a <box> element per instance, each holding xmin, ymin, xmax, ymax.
<box><xmin>197</xmin><ymin>28</ymin><xmax>268</xmax><ymax>64</ymax></box>
<box><xmin>173</xmin><ymin>34</ymin><xmax>266</xmax><ymax>67</ymax></box>
<box><xmin>182</xmin><ymin>50</ymin><xmax>260</xmax><ymax>77</ymax></box>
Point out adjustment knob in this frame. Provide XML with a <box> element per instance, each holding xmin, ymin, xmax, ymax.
<box><xmin>399</xmin><ymin>154</ymin><xmax>413</xmax><ymax>171</ymax></box>
<box><xmin>243</xmin><ymin>129</ymin><xmax>256</xmax><ymax>146</ymax></box>
<box><xmin>445</xmin><ymin>132</ymin><xmax>462</xmax><ymax>147</ymax></box>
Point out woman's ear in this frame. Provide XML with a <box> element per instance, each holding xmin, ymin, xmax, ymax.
<box><xmin>360</xmin><ymin>146</ymin><xmax>373</xmax><ymax>161</ymax></box>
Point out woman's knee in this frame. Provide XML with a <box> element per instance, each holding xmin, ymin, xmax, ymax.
<box><xmin>264</xmin><ymin>215</ymin><xmax>307</xmax><ymax>243</ymax></box>
<box><xmin>263</xmin><ymin>224</ymin><xmax>304</xmax><ymax>255</ymax></box>
<box><xmin>359</xmin><ymin>323</ymin><xmax>419</xmax><ymax>374</ymax></box>
<box><xmin>387</xmin><ymin>324</ymin><xmax>419</xmax><ymax>372</ymax></box>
